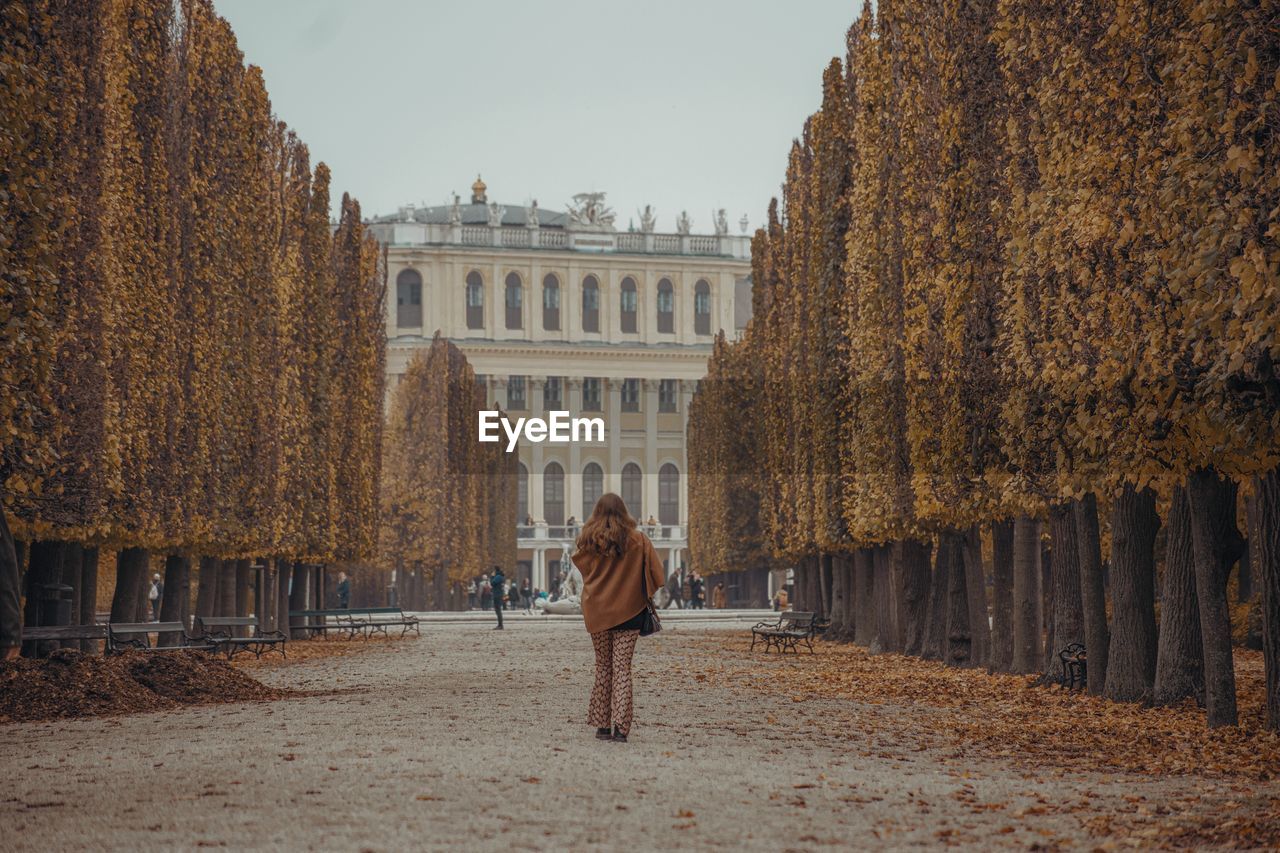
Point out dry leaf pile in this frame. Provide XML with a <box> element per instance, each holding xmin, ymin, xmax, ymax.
<box><xmin>687</xmin><ymin>634</ymin><xmax>1279</xmax><ymax>782</ymax></box>
<box><xmin>0</xmin><ymin>649</ymin><xmax>288</xmax><ymax>723</ymax></box>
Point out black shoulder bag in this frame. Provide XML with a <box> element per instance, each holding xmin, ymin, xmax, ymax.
<box><xmin>639</xmin><ymin>545</ymin><xmax>662</xmax><ymax>637</ymax></box>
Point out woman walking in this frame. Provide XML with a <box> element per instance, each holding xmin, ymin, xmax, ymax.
<box><xmin>573</xmin><ymin>493</ymin><xmax>664</xmax><ymax>743</ymax></box>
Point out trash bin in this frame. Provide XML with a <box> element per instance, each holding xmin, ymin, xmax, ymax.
<box><xmin>386</xmin><ymin>584</ymin><xmax>398</xmax><ymax>608</ymax></box>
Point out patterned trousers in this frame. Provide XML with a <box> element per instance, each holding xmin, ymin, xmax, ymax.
<box><xmin>588</xmin><ymin>629</ymin><xmax>640</xmax><ymax>735</ymax></box>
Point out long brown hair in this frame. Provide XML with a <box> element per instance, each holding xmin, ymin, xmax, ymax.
<box><xmin>575</xmin><ymin>493</ymin><xmax>636</xmax><ymax>558</ymax></box>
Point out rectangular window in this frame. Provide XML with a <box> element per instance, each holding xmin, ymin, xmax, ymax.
<box><xmin>695</xmin><ymin>291</ymin><xmax>710</xmax><ymax>315</ymax></box>
<box><xmin>657</xmin><ymin>290</ymin><xmax>674</xmax><ymax>312</ymax></box>
<box><xmin>621</xmin><ymin>290</ymin><xmax>638</xmax><ymax>312</ymax></box>
<box><xmin>583</xmin><ymin>287</ymin><xmax>599</xmax><ymax>310</ymax></box>
<box><xmin>467</xmin><ymin>285</ymin><xmax>483</xmax><ymax>307</ymax></box>
<box><xmin>582</xmin><ymin>378</ymin><xmax>602</xmax><ymax>411</ymax></box>
<box><xmin>507</xmin><ymin>375</ymin><xmax>527</xmax><ymax>410</ymax></box>
<box><xmin>659</xmin><ymin>379</ymin><xmax>678</xmax><ymax>413</ymax></box>
<box><xmin>506</xmin><ymin>287</ymin><xmax>522</xmax><ymax>308</ymax></box>
<box><xmin>621</xmin><ymin>378</ymin><xmax>640</xmax><ymax>412</ymax></box>
<box><xmin>544</xmin><ymin>287</ymin><xmax>560</xmax><ymax>310</ymax></box>
<box><xmin>543</xmin><ymin>376</ymin><xmax>562</xmax><ymax>409</ymax></box>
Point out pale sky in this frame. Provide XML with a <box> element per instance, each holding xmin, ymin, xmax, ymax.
<box><xmin>217</xmin><ymin>0</ymin><xmax>855</xmax><ymax>234</ymax></box>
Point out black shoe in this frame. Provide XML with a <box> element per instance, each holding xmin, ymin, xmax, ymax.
<box><xmin>595</xmin><ymin>727</ymin><xmax>612</xmax><ymax>740</ymax></box>
<box><xmin>611</xmin><ymin>727</ymin><xmax>628</xmax><ymax>743</ymax></box>
<box><xmin>493</xmin><ymin>625</ymin><xmax>503</xmax><ymax>630</ymax></box>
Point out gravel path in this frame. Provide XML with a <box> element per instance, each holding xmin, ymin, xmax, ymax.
<box><xmin>0</xmin><ymin>620</ymin><xmax>1255</xmax><ymax>850</ymax></box>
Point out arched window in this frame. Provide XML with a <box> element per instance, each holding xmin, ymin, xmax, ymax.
<box><xmin>517</xmin><ymin>463</ymin><xmax>529</xmax><ymax>523</ymax></box>
<box><xmin>656</xmin><ymin>278</ymin><xmax>674</xmax><ymax>334</ymax></box>
<box><xmin>505</xmin><ymin>272</ymin><xmax>523</xmax><ymax>330</ymax></box>
<box><xmin>621</xmin><ymin>462</ymin><xmax>642</xmax><ymax>518</ymax></box>
<box><xmin>582</xmin><ymin>462</ymin><xmax>604</xmax><ymax>519</ymax></box>
<box><xmin>659</xmin><ymin>463</ymin><xmax>680</xmax><ymax>524</ymax></box>
<box><xmin>620</xmin><ymin>276</ymin><xmax>638</xmax><ymax>333</ymax></box>
<box><xmin>396</xmin><ymin>269</ymin><xmax>422</xmax><ymax>328</ymax></box>
<box><xmin>542</xmin><ymin>274</ymin><xmax>560</xmax><ymax>331</ymax></box>
<box><xmin>544</xmin><ymin>462</ymin><xmax>565</xmax><ymax>525</ymax></box>
<box><xmin>581</xmin><ymin>275</ymin><xmax>599</xmax><ymax>332</ymax></box>
<box><xmin>695</xmin><ymin>279</ymin><xmax>711</xmax><ymax>335</ymax></box>
<box><xmin>465</xmin><ymin>271</ymin><xmax>484</xmax><ymax>329</ymax></box>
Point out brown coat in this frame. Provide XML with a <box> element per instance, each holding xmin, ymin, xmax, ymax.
<box><xmin>573</xmin><ymin>529</ymin><xmax>664</xmax><ymax>634</ymax></box>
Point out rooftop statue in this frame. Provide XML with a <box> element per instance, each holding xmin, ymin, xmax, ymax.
<box><xmin>488</xmin><ymin>202</ymin><xmax>506</xmax><ymax>227</ymax></box>
<box><xmin>566</xmin><ymin>191</ymin><xmax>616</xmax><ymax>231</ymax></box>
<box><xmin>714</xmin><ymin>208</ymin><xmax>729</xmax><ymax>236</ymax></box>
<box><xmin>676</xmin><ymin>210</ymin><xmax>692</xmax><ymax>235</ymax></box>
<box><xmin>448</xmin><ymin>193</ymin><xmax>462</xmax><ymax>225</ymax></box>
<box><xmin>527</xmin><ymin>199</ymin><xmax>539</xmax><ymax>228</ymax></box>
<box><xmin>638</xmin><ymin>204</ymin><xmax>657</xmax><ymax>234</ymax></box>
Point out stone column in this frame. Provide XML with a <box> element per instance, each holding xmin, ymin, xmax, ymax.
<box><xmin>607</xmin><ymin>378</ymin><xmax>622</xmax><ymax>495</ymax></box>
<box><xmin>492</xmin><ymin>376</ymin><xmax>507</xmax><ymax>411</ymax></box>
<box><xmin>567</xmin><ymin>378</ymin><xmax>583</xmax><ymax>520</ymax></box>
<box><xmin>530</xmin><ymin>414</ymin><xmax>545</xmax><ymax>523</ymax></box>
<box><xmin>643</xmin><ymin>379</ymin><xmax>659</xmax><ymax>521</ymax></box>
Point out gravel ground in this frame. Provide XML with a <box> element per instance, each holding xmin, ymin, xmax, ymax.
<box><xmin>0</xmin><ymin>620</ymin><xmax>1259</xmax><ymax>851</ymax></box>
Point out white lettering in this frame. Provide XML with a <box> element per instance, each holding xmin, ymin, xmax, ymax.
<box><xmin>502</xmin><ymin>416</ymin><xmax>524</xmax><ymax>453</ymax></box>
<box><xmin>549</xmin><ymin>411</ymin><xmax>570</xmax><ymax>442</ymax></box>
<box><xmin>573</xmin><ymin>416</ymin><xmax>605</xmax><ymax>443</ymax></box>
<box><xmin>478</xmin><ymin>410</ymin><xmax>500</xmax><ymax>443</ymax></box>
<box><xmin>476</xmin><ymin>410</ymin><xmax>607</xmax><ymax>452</ymax></box>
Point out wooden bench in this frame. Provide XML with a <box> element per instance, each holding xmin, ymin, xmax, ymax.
<box><xmin>288</xmin><ymin>607</ymin><xmax>420</xmax><ymax>640</ymax></box>
<box><xmin>751</xmin><ymin>611</ymin><xmax>817</xmax><ymax>654</ymax></box>
<box><xmin>21</xmin><ymin>624</ymin><xmax>109</xmax><ymax>655</ymax></box>
<box><xmin>107</xmin><ymin>622</ymin><xmax>215</xmax><ymax>655</ymax></box>
<box><xmin>194</xmin><ymin>616</ymin><xmax>287</xmax><ymax>660</ymax></box>
<box><xmin>1058</xmin><ymin>642</ymin><xmax>1087</xmax><ymax>690</ymax></box>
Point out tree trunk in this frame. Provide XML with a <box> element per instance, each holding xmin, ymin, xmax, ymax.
<box><xmin>194</xmin><ymin>556</ymin><xmax>217</xmax><ymax>619</ymax></box>
<box><xmin>111</xmin><ymin>547</ymin><xmax>148</xmax><ymax>626</ymax></box>
<box><xmin>944</xmin><ymin>530</ymin><xmax>972</xmax><ymax>667</ymax></box>
<box><xmin>836</xmin><ymin>554</ymin><xmax>856</xmax><ymax>641</ymax></box>
<box><xmin>827</xmin><ymin>553</ymin><xmax>848</xmax><ymax>640</ymax></box>
<box><xmin>899</xmin><ymin>539</ymin><xmax>931</xmax><ymax>657</ymax></box>
<box><xmin>158</xmin><ymin>555</ymin><xmax>190</xmax><ymax>647</ymax></box>
<box><xmin>1255</xmin><ymin>466</ymin><xmax>1279</xmax><ymax>731</ymax></box>
<box><xmin>216</xmin><ymin>558</ymin><xmax>237</xmax><ymax>618</ymax></box>
<box><xmin>819</xmin><ymin>554</ymin><xmax>832</xmax><ymax>621</ymax></box>
<box><xmin>79</xmin><ymin>547</ymin><xmax>99</xmax><ymax>653</ymax></box>
<box><xmin>288</xmin><ymin>561</ymin><xmax>309</xmax><ymax>639</ymax></box>
<box><xmin>853</xmin><ymin>548</ymin><xmax>877</xmax><ymax>647</ymax></box>
<box><xmin>234</xmin><ymin>558</ymin><xmax>250</xmax><ymax>636</ymax></box>
<box><xmin>1242</xmin><ymin>492</ymin><xmax>1258</xmax><ymax>603</ymax></box>
<box><xmin>990</xmin><ymin>519</ymin><xmax>1015</xmax><ymax>672</ymax></box>
<box><xmin>1011</xmin><ymin>516</ymin><xmax>1043</xmax><ymax>674</ymax></box>
<box><xmin>276</xmin><ymin>558</ymin><xmax>293</xmax><ymax>638</ymax></box>
<box><xmin>922</xmin><ymin>534</ymin><xmax>951</xmax><ymax>661</ymax></box>
<box><xmin>1045</xmin><ymin>503</ymin><xmax>1084</xmax><ymax>682</ymax></box>
<box><xmin>1154</xmin><ymin>486</ymin><xmax>1205</xmax><ymax>706</ymax></box>
<box><xmin>1075</xmin><ymin>492</ymin><xmax>1110</xmax><ymax>695</ymax></box>
<box><xmin>1105</xmin><ymin>484</ymin><xmax>1160</xmax><ymax>703</ymax></box>
<box><xmin>0</xmin><ymin>506</ymin><xmax>22</xmax><ymax>654</ymax></box>
<box><xmin>1186</xmin><ymin>467</ymin><xmax>1243</xmax><ymax>728</ymax></box>
<box><xmin>961</xmin><ymin>525</ymin><xmax>989</xmax><ymax>667</ymax></box>
<box><xmin>869</xmin><ymin>546</ymin><xmax>899</xmax><ymax>654</ymax></box>
<box><xmin>59</xmin><ymin>542</ymin><xmax>83</xmax><ymax>649</ymax></box>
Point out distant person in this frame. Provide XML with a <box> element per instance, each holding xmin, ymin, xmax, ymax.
<box><xmin>664</xmin><ymin>570</ymin><xmax>683</xmax><ymax>609</ymax></box>
<box><xmin>524</xmin><ymin>514</ymin><xmax>535</xmax><ymax>526</ymax></box>
<box><xmin>481</xmin><ymin>578</ymin><xmax>491</xmax><ymax>611</ymax></box>
<box><xmin>712</xmin><ymin>582</ymin><xmax>726</xmax><ymax>610</ymax></box>
<box><xmin>490</xmin><ymin>566</ymin><xmax>506</xmax><ymax>630</ymax></box>
<box><xmin>336</xmin><ymin>571</ymin><xmax>351</xmax><ymax>609</ymax></box>
<box><xmin>148</xmin><ymin>573</ymin><xmax>164</xmax><ymax>621</ymax></box>
<box><xmin>690</xmin><ymin>573</ymin><xmax>705</xmax><ymax>610</ymax></box>
<box><xmin>573</xmin><ymin>493</ymin><xmax>664</xmax><ymax>743</ymax></box>
<box><xmin>467</xmin><ymin>578</ymin><xmax>478</xmax><ymax>610</ymax></box>
<box><xmin>520</xmin><ymin>580</ymin><xmax>532</xmax><ymax>613</ymax></box>
<box><xmin>774</xmin><ymin>587</ymin><xmax>789</xmax><ymax>611</ymax></box>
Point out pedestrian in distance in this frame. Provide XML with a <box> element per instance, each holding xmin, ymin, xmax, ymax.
<box><xmin>712</xmin><ymin>581</ymin><xmax>726</xmax><ymax>609</ymax></box>
<box><xmin>573</xmin><ymin>493</ymin><xmax>663</xmax><ymax>743</ymax></box>
<box><xmin>520</xmin><ymin>579</ymin><xmax>532</xmax><ymax>613</ymax></box>
<box><xmin>664</xmin><ymin>569</ymin><xmax>683</xmax><ymax>609</ymax></box>
<box><xmin>490</xmin><ymin>566</ymin><xmax>506</xmax><ymax>630</ymax></box>
<box><xmin>336</xmin><ymin>571</ymin><xmax>351</xmax><ymax>609</ymax></box>
<box><xmin>148</xmin><ymin>573</ymin><xmax>164</xmax><ymax>622</ymax></box>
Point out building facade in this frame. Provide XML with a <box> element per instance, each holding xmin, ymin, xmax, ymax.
<box><xmin>367</xmin><ymin>177</ymin><xmax>751</xmax><ymax>592</ymax></box>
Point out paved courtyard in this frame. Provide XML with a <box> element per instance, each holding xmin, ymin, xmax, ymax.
<box><xmin>1</xmin><ymin>616</ymin><xmax>1260</xmax><ymax>850</ymax></box>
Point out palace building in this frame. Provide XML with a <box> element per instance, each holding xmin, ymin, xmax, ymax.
<box><xmin>366</xmin><ymin>176</ymin><xmax>752</xmax><ymax>592</ymax></box>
